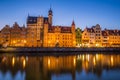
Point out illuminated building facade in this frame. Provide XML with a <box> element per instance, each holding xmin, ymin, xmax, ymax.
<box><xmin>82</xmin><ymin>27</ymin><xmax>95</xmax><ymax>47</ymax></box>
<box><xmin>0</xmin><ymin>25</ymin><xmax>11</xmax><ymax>46</ymax></box>
<box><xmin>92</xmin><ymin>24</ymin><xmax>102</xmax><ymax>47</ymax></box>
<box><xmin>102</xmin><ymin>29</ymin><xmax>120</xmax><ymax>47</ymax></box>
<box><xmin>27</xmin><ymin>8</ymin><xmax>76</xmax><ymax>47</ymax></box>
<box><xmin>0</xmin><ymin>23</ymin><xmax>27</xmax><ymax>47</ymax></box>
<box><xmin>76</xmin><ymin>28</ymin><xmax>82</xmax><ymax>47</ymax></box>
<box><xmin>10</xmin><ymin>22</ymin><xmax>27</xmax><ymax>46</ymax></box>
<box><xmin>102</xmin><ymin>30</ymin><xmax>109</xmax><ymax>47</ymax></box>
<box><xmin>82</xmin><ymin>24</ymin><xmax>102</xmax><ymax>47</ymax></box>
<box><xmin>0</xmin><ymin>8</ymin><xmax>120</xmax><ymax>47</ymax></box>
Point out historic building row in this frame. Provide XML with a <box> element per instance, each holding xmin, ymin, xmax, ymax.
<box><xmin>26</xmin><ymin>8</ymin><xmax>76</xmax><ymax>47</ymax></box>
<box><xmin>81</xmin><ymin>25</ymin><xmax>120</xmax><ymax>47</ymax></box>
<box><xmin>0</xmin><ymin>8</ymin><xmax>120</xmax><ymax>47</ymax></box>
<box><xmin>0</xmin><ymin>8</ymin><xmax>76</xmax><ymax>47</ymax></box>
<box><xmin>0</xmin><ymin>23</ymin><xmax>27</xmax><ymax>47</ymax></box>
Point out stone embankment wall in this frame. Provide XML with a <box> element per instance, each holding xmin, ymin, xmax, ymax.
<box><xmin>0</xmin><ymin>47</ymin><xmax>120</xmax><ymax>53</ymax></box>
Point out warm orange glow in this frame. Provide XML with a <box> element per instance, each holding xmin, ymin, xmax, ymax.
<box><xmin>23</xmin><ymin>59</ymin><xmax>26</xmax><ymax>68</ymax></box>
<box><xmin>111</xmin><ymin>56</ymin><xmax>114</xmax><ymax>66</ymax></box>
<box><xmin>24</xmin><ymin>40</ymin><xmax>26</xmax><ymax>43</ymax></box>
<box><xmin>96</xmin><ymin>44</ymin><xmax>99</xmax><ymax>47</ymax></box>
<box><xmin>13</xmin><ymin>41</ymin><xmax>16</xmax><ymax>43</ymax></box>
<box><xmin>82</xmin><ymin>55</ymin><xmax>85</xmax><ymax>61</ymax></box>
<box><xmin>73</xmin><ymin>57</ymin><xmax>76</xmax><ymax>66</ymax></box>
<box><xmin>93</xmin><ymin>57</ymin><xmax>96</xmax><ymax>66</ymax></box>
<box><xmin>48</xmin><ymin>41</ymin><xmax>51</xmax><ymax>44</ymax></box>
<box><xmin>96</xmin><ymin>54</ymin><xmax>99</xmax><ymax>60</ymax></box>
<box><xmin>87</xmin><ymin>54</ymin><xmax>90</xmax><ymax>61</ymax></box>
<box><xmin>12</xmin><ymin>57</ymin><xmax>15</xmax><ymax>66</ymax></box>
<box><xmin>48</xmin><ymin>58</ymin><xmax>50</xmax><ymax>68</ymax></box>
<box><xmin>73</xmin><ymin>41</ymin><xmax>76</xmax><ymax>44</ymax></box>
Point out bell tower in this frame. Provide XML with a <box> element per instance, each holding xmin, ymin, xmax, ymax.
<box><xmin>48</xmin><ymin>7</ymin><xmax>53</xmax><ymax>26</ymax></box>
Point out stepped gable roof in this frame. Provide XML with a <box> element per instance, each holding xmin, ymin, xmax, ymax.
<box><xmin>27</xmin><ymin>16</ymin><xmax>37</xmax><ymax>24</ymax></box>
<box><xmin>1</xmin><ymin>25</ymin><xmax>11</xmax><ymax>33</ymax></box>
<box><xmin>86</xmin><ymin>28</ymin><xmax>95</xmax><ymax>33</ymax></box>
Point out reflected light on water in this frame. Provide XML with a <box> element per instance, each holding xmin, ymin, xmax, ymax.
<box><xmin>48</xmin><ymin>58</ymin><xmax>51</xmax><ymax>68</ymax></box>
<box><xmin>111</xmin><ymin>56</ymin><xmax>114</xmax><ymax>66</ymax></box>
<box><xmin>12</xmin><ymin>57</ymin><xmax>15</xmax><ymax>67</ymax></box>
<box><xmin>87</xmin><ymin>54</ymin><xmax>90</xmax><ymax>61</ymax></box>
<box><xmin>93</xmin><ymin>57</ymin><xmax>96</xmax><ymax>66</ymax></box>
<box><xmin>73</xmin><ymin>57</ymin><xmax>76</xmax><ymax>67</ymax></box>
<box><xmin>82</xmin><ymin>55</ymin><xmax>85</xmax><ymax>61</ymax></box>
<box><xmin>23</xmin><ymin>59</ymin><xmax>26</xmax><ymax>68</ymax></box>
<box><xmin>0</xmin><ymin>53</ymin><xmax>120</xmax><ymax>80</ymax></box>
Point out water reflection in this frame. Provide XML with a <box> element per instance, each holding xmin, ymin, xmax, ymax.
<box><xmin>0</xmin><ymin>53</ymin><xmax>120</xmax><ymax>80</ymax></box>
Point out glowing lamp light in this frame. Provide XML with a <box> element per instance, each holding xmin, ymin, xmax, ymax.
<box><xmin>13</xmin><ymin>41</ymin><xmax>16</xmax><ymax>43</ymax></box>
<box><xmin>24</xmin><ymin>40</ymin><xmax>26</xmax><ymax>43</ymax></box>
<box><xmin>96</xmin><ymin>44</ymin><xmax>99</xmax><ymax>47</ymax></box>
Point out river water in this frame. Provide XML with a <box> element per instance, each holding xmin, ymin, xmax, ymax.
<box><xmin>0</xmin><ymin>53</ymin><xmax>120</xmax><ymax>80</ymax></box>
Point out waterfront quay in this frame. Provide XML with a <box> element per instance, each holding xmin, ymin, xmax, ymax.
<box><xmin>0</xmin><ymin>47</ymin><xmax>120</xmax><ymax>54</ymax></box>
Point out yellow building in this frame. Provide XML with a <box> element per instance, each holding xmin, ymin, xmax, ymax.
<box><xmin>27</xmin><ymin>16</ymin><xmax>44</xmax><ymax>47</ymax></box>
<box><xmin>82</xmin><ymin>24</ymin><xmax>102</xmax><ymax>47</ymax></box>
<box><xmin>104</xmin><ymin>29</ymin><xmax>120</xmax><ymax>47</ymax></box>
<box><xmin>0</xmin><ymin>25</ymin><xmax>11</xmax><ymax>46</ymax></box>
<box><xmin>10</xmin><ymin>22</ymin><xmax>27</xmax><ymax>46</ymax></box>
<box><xmin>102</xmin><ymin>30</ymin><xmax>109</xmax><ymax>47</ymax></box>
<box><xmin>82</xmin><ymin>27</ymin><xmax>90</xmax><ymax>47</ymax></box>
<box><xmin>0</xmin><ymin>23</ymin><xmax>27</xmax><ymax>47</ymax></box>
<box><xmin>27</xmin><ymin>8</ymin><xmax>76</xmax><ymax>47</ymax></box>
<box><xmin>92</xmin><ymin>24</ymin><xmax>102</xmax><ymax>47</ymax></box>
<box><xmin>82</xmin><ymin>27</ymin><xmax>95</xmax><ymax>47</ymax></box>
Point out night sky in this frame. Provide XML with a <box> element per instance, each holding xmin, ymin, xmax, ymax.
<box><xmin>0</xmin><ymin>0</ymin><xmax>120</xmax><ymax>30</ymax></box>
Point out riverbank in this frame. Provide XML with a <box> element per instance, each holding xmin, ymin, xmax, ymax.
<box><xmin>0</xmin><ymin>47</ymin><xmax>120</xmax><ymax>54</ymax></box>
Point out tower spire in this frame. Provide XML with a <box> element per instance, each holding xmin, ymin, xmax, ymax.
<box><xmin>48</xmin><ymin>5</ymin><xmax>53</xmax><ymax>25</ymax></box>
<box><xmin>72</xmin><ymin>20</ymin><xmax>75</xmax><ymax>26</ymax></box>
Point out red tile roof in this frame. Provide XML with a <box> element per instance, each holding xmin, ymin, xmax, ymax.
<box><xmin>48</xmin><ymin>26</ymin><xmax>72</xmax><ymax>33</ymax></box>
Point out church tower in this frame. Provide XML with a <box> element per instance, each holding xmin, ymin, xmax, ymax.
<box><xmin>71</xmin><ymin>20</ymin><xmax>76</xmax><ymax>47</ymax></box>
<box><xmin>48</xmin><ymin>7</ymin><xmax>53</xmax><ymax>26</ymax></box>
<box><xmin>71</xmin><ymin>20</ymin><xmax>75</xmax><ymax>33</ymax></box>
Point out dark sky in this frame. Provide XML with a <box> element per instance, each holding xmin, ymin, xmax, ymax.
<box><xmin>0</xmin><ymin>0</ymin><xmax>120</xmax><ymax>30</ymax></box>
